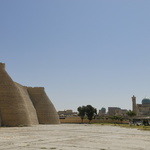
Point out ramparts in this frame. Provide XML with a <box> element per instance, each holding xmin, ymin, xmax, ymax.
<box><xmin>28</xmin><ymin>87</ymin><xmax>60</xmax><ymax>124</ymax></box>
<box><xmin>0</xmin><ymin>63</ymin><xmax>60</xmax><ymax>126</ymax></box>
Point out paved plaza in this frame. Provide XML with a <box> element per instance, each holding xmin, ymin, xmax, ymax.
<box><xmin>0</xmin><ymin>124</ymin><xmax>150</xmax><ymax>150</ymax></box>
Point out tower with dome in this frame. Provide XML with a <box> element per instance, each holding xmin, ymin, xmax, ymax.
<box><xmin>132</xmin><ymin>95</ymin><xmax>150</xmax><ymax>116</ymax></box>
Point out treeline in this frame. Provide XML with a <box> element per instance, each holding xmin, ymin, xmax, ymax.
<box><xmin>77</xmin><ymin>105</ymin><xmax>137</xmax><ymax>124</ymax></box>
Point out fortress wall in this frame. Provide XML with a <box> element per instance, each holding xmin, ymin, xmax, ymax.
<box><xmin>27</xmin><ymin>87</ymin><xmax>60</xmax><ymax>124</ymax></box>
<box><xmin>0</xmin><ymin>64</ymin><xmax>38</xmax><ymax>126</ymax></box>
<box><xmin>0</xmin><ymin>63</ymin><xmax>5</xmax><ymax>69</ymax></box>
<box><xmin>15</xmin><ymin>83</ymin><xmax>39</xmax><ymax>125</ymax></box>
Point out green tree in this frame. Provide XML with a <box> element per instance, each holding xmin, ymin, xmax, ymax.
<box><xmin>126</xmin><ymin>110</ymin><xmax>136</xmax><ymax>124</ymax></box>
<box><xmin>126</xmin><ymin>110</ymin><xmax>136</xmax><ymax>118</ymax></box>
<box><xmin>77</xmin><ymin>106</ymin><xmax>86</xmax><ymax>123</ymax></box>
<box><xmin>109</xmin><ymin>116</ymin><xmax>125</xmax><ymax>124</ymax></box>
<box><xmin>85</xmin><ymin>105</ymin><xmax>97</xmax><ymax>123</ymax></box>
<box><xmin>109</xmin><ymin>116</ymin><xmax>118</xmax><ymax>124</ymax></box>
<box><xmin>117</xmin><ymin>116</ymin><xmax>124</xmax><ymax>123</ymax></box>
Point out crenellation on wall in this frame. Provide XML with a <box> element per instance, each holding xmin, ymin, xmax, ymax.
<box><xmin>27</xmin><ymin>87</ymin><xmax>44</xmax><ymax>89</ymax></box>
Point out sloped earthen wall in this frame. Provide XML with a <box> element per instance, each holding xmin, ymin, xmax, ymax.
<box><xmin>0</xmin><ymin>63</ymin><xmax>59</xmax><ymax>126</ymax></box>
<box><xmin>0</xmin><ymin>63</ymin><xmax>39</xmax><ymax>126</ymax></box>
<box><xmin>28</xmin><ymin>87</ymin><xmax>60</xmax><ymax>124</ymax></box>
<box><xmin>15</xmin><ymin>83</ymin><xmax>39</xmax><ymax>125</ymax></box>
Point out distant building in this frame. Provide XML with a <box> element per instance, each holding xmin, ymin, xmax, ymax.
<box><xmin>98</xmin><ymin>107</ymin><xmax>106</xmax><ymax>116</ymax></box>
<box><xmin>108</xmin><ymin>107</ymin><xmax>120</xmax><ymax>116</ymax></box>
<box><xmin>132</xmin><ymin>95</ymin><xmax>150</xmax><ymax>116</ymax></box>
<box><xmin>108</xmin><ymin>107</ymin><xmax>127</xmax><ymax>116</ymax></box>
<box><xmin>58</xmin><ymin>110</ymin><xmax>77</xmax><ymax>119</ymax></box>
<box><xmin>58</xmin><ymin>110</ymin><xmax>73</xmax><ymax>115</ymax></box>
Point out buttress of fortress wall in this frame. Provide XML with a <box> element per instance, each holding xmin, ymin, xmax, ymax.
<box><xmin>15</xmin><ymin>83</ymin><xmax>39</xmax><ymax>125</ymax></box>
<box><xmin>27</xmin><ymin>87</ymin><xmax>60</xmax><ymax>124</ymax></box>
<box><xmin>0</xmin><ymin>64</ymin><xmax>39</xmax><ymax>126</ymax></box>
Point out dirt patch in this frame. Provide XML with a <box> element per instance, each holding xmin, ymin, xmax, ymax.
<box><xmin>0</xmin><ymin>124</ymin><xmax>149</xmax><ymax>150</ymax></box>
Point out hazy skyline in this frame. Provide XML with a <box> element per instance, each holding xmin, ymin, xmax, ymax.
<box><xmin>1</xmin><ymin>0</ymin><xmax>150</xmax><ymax>112</ymax></box>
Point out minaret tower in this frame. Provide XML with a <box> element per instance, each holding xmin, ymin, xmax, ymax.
<box><xmin>132</xmin><ymin>95</ymin><xmax>137</xmax><ymax>113</ymax></box>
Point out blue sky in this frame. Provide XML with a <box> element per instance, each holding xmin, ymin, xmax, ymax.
<box><xmin>1</xmin><ymin>0</ymin><xmax>150</xmax><ymax>112</ymax></box>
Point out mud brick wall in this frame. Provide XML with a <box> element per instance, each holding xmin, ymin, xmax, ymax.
<box><xmin>28</xmin><ymin>87</ymin><xmax>60</xmax><ymax>124</ymax></box>
<box><xmin>0</xmin><ymin>63</ymin><xmax>38</xmax><ymax>126</ymax></box>
<box><xmin>15</xmin><ymin>83</ymin><xmax>39</xmax><ymax>125</ymax></box>
<box><xmin>0</xmin><ymin>63</ymin><xmax>59</xmax><ymax>126</ymax></box>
